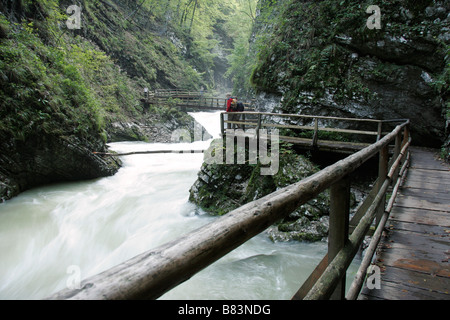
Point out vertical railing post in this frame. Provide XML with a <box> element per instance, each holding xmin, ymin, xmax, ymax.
<box><xmin>256</xmin><ymin>113</ymin><xmax>262</xmax><ymax>141</ymax></box>
<box><xmin>256</xmin><ymin>113</ymin><xmax>262</xmax><ymax>163</ymax></box>
<box><xmin>376</xmin><ymin>145</ymin><xmax>389</xmax><ymax>225</ymax></box>
<box><xmin>391</xmin><ymin>132</ymin><xmax>402</xmax><ymax>185</ymax></box>
<box><xmin>377</xmin><ymin>121</ymin><xmax>383</xmax><ymax>141</ymax></box>
<box><xmin>220</xmin><ymin>112</ymin><xmax>225</xmax><ymax>137</ymax></box>
<box><xmin>402</xmin><ymin>123</ymin><xmax>410</xmax><ymax>148</ymax></box>
<box><xmin>312</xmin><ymin>118</ymin><xmax>319</xmax><ymax>147</ymax></box>
<box><xmin>328</xmin><ymin>176</ymin><xmax>350</xmax><ymax>300</ymax></box>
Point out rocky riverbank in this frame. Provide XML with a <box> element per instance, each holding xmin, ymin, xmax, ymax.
<box><xmin>105</xmin><ymin>110</ymin><xmax>201</xmax><ymax>144</ymax></box>
<box><xmin>0</xmin><ymin>131</ymin><xmax>122</xmax><ymax>202</ymax></box>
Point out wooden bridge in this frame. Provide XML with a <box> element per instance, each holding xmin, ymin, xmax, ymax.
<box><xmin>359</xmin><ymin>147</ymin><xmax>449</xmax><ymax>300</ymax></box>
<box><xmin>47</xmin><ymin>113</ymin><xmax>450</xmax><ymax>300</ymax></box>
<box><xmin>143</xmin><ymin>89</ymin><xmax>254</xmax><ymax>111</ymax></box>
<box><xmin>221</xmin><ymin>111</ymin><xmax>406</xmax><ymax>154</ymax></box>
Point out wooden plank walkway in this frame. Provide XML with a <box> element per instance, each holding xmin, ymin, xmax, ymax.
<box><xmin>360</xmin><ymin>147</ymin><xmax>450</xmax><ymax>300</ymax></box>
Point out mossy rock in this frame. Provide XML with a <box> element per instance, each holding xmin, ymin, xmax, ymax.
<box><xmin>189</xmin><ymin>148</ymin><xmax>337</xmax><ymax>242</ymax></box>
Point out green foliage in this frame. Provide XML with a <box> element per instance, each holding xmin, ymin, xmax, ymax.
<box><xmin>251</xmin><ymin>1</ymin><xmax>369</xmax><ymax>101</ymax></box>
<box><xmin>0</xmin><ymin>2</ymin><xmax>147</xmax><ymax>144</ymax></box>
<box><xmin>432</xmin><ymin>44</ymin><xmax>450</xmax><ymax>99</ymax></box>
<box><xmin>0</xmin><ymin>0</ymin><xmax>265</xmax><ymax>150</ymax></box>
<box><xmin>74</xmin><ymin>0</ymin><xmax>255</xmax><ymax>92</ymax></box>
<box><xmin>0</xmin><ymin>17</ymin><xmax>103</xmax><ymax>141</ymax></box>
<box><xmin>223</xmin><ymin>0</ymin><xmax>258</xmax><ymax>96</ymax></box>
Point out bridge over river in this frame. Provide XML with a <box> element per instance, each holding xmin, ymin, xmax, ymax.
<box><xmin>48</xmin><ymin>109</ymin><xmax>449</xmax><ymax>300</ymax></box>
<box><xmin>142</xmin><ymin>89</ymin><xmax>254</xmax><ymax>112</ymax></box>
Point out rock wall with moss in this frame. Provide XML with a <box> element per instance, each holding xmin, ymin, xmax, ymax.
<box><xmin>189</xmin><ymin>148</ymin><xmax>344</xmax><ymax>242</ymax></box>
<box><xmin>249</xmin><ymin>0</ymin><xmax>449</xmax><ymax>148</ymax></box>
<box><xmin>0</xmin><ymin>1</ymin><xmax>120</xmax><ymax>201</ymax></box>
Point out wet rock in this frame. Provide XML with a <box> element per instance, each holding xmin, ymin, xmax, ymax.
<box><xmin>189</xmin><ymin>151</ymin><xmax>338</xmax><ymax>242</ymax></box>
<box><xmin>267</xmin><ymin>216</ymin><xmax>330</xmax><ymax>242</ymax></box>
<box><xmin>0</xmin><ymin>131</ymin><xmax>121</xmax><ymax>202</ymax></box>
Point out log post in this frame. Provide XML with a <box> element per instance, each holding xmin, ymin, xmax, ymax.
<box><xmin>256</xmin><ymin>113</ymin><xmax>262</xmax><ymax>152</ymax></box>
<box><xmin>402</xmin><ymin>123</ymin><xmax>410</xmax><ymax>148</ymax></box>
<box><xmin>328</xmin><ymin>176</ymin><xmax>350</xmax><ymax>300</ymax></box>
<box><xmin>376</xmin><ymin>145</ymin><xmax>389</xmax><ymax>225</ymax></box>
<box><xmin>220</xmin><ymin>112</ymin><xmax>225</xmax><ymax>137</ymax></box>
<box><xmin>376</xmin><ymin>122</ymin><xmax>383</xmax><ymax>141</ymax></box>
<box><xmin>391</xmin><ymin>132</ymin><xmax>402</xmax><ymax>185</ymax></box>
<box><xmin>312</xmin><ymin>118</ymin><xmax>319</xmax><ymax>147</ymax></box>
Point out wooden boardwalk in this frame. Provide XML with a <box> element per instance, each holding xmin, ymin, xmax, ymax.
<box><xmin>360</xmin><ymin>147</ymin><xmax>450</xmax><ymax>300</ymax></box>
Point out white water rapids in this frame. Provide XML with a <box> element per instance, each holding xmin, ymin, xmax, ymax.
<box><xmin>0</xmin><ymin>111</ymin><xmax>360</xmax><ymax>300</ymax></box>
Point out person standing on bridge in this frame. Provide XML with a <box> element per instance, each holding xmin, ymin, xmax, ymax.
<box><xmin>226</xmin><ymin>94</ymin><xmax>233</xmax><ymax>112</ymax></box>
<box><xmin>226</xmin><ymin>94</ymin><xmax>237</xmax><ymax>129</ymax></box>
<box><xmin>234</xmin><ymin>98</ymin><xmax>245</xmax><ymax>129</ymax></box>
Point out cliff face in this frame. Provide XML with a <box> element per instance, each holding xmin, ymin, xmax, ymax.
<box><xmin>0</xmin><ymin>1</ymin><xmax>122</xmax><ymax>202</ymax></box>
<box><xmin>250</xmin><ymin>0</ymin><xmax>449</xmax><ymax>148</ymax></box>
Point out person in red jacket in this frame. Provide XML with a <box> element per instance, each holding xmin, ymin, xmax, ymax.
<box><xmin>226</xmin><ymin>94</ymin><xmax>238</xmax><ymax>129</ymax></box>
<box><xmin>226</xmin><ymin>94</ymin><xmax>233</xmax><ymax>112</ymax></box>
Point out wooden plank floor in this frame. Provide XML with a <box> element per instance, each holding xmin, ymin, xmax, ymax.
<box><xmin>360</xmin><ymin>147</ymin><xmax>450</xmax><ymax>300</ymax></box>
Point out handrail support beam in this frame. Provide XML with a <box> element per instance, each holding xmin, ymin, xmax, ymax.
<box><xmin>328</xmin><ymin>176</ymin><xmax>350</xmax><ymax>300</ymax></box>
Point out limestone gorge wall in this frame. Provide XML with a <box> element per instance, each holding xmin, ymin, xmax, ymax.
<box><xmin>250</xmin><ymin>0</ymin><xmax>449</xmax><ymax>149</ymax></box>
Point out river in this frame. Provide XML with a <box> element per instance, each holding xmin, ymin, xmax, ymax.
<box><xmin>0</xmin><ymin>111</ymin><xmax>360</xmax><ymax>300</ymax></box>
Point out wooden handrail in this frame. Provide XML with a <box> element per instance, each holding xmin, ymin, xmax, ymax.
<box><xmin>300</xmin><ymin>122</ymin><xmax>410</xmax><ymax>300</ymax></box>
<box><xmin>221</xmin><ymin>112</ymin><xmax>402</xmax><ymax>148</ymax></box>
<box><xmin>345</xmin><ymin>140</ymin><xmax>410</xmax><ymax>300</ymax></box>
<box><xmin>222</xmin><ymin>111</ymin><xmax>408</xmax><ymax>123</ymax></box>
<box><xmin>47</xmin><ymin>119</ymin><xmax>410</xmax><ymax>300</ymax></box>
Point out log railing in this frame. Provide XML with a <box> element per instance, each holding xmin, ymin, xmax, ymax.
<box><xmin>295</xmin><ymin>120</ymin><xmax>410</xmax><ymax>299</ymax></box>
<box><xmin>221</xmin><ymin>112</ymin><xmax>405</xmax><ymax>147</ymax></box>
<box><xmin>145</xmin><ymin>90</ymin><xmax>255</xmax><ymax>111</ymax></box>
<box><xmin>47</xmin><ymin>118</ymin><xmax>410</xmax><ymax>300</ymax></box>
<box><xmin>152</xmin><ymin>89</ymin><xmax>202</xmax><ymax>97</ymax></box>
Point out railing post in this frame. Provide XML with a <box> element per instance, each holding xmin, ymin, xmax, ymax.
<box><xmin>312</xmin><ymin>118</ymin><xmax>319</xmax><ymax>147</ymax></box>
<box><xmin>256</xmin><ymin>113</ymin><xmax>262</xmax><ymax>146</ymax></box>
<box><xmin>377</xmin><ymin>122</ymin><xmax>383</xmax><ymax>141</ymax></box>
<box><xmin>402</xmin><ymin>123</ymin><xmax>410</xmax><ymax>148</ymax></box>
<box><xmin>220</xmin><ymin>112</ymin><xmax>225</xmax><ymax>137</ymax></box>
<box><xmin>391</xmin><ymin>132</ymin><xmax>402</xmax><ymax>185</ymax></box>
<box><xmin>376</xmin><ymin>145</ymin><xmax>389</xmax><ymax>225</ymax></box>
<box><xmin>328</xmin><ymin>176</ymin><xmax>350</xmax><ymax>300</ymax></box>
